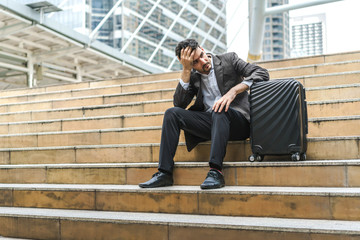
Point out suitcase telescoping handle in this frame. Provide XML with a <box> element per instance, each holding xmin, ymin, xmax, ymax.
<box><xmin>304</xmin><ymin>100</ymin><xmax>308</xmax><ymax>134</ymax></box>
<box><xmin>302</xmin><ymin>87</ymin><xmax>308</xmax><ymax>134</ymax></box>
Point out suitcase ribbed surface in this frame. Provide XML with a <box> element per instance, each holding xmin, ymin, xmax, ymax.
<box><xmin>250</xmin><ymin>79</ymin><xmax>307</xmax><ymax>155</ymax></box>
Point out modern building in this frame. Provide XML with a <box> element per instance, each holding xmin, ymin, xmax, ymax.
<box><xmin>18</xmin><ymin>0</ymin><xmax>227</xmax><ymax>71</ymax></box>
<box><xmin>0</xmin><ymin>1</ymin><xmax>165</xmax><ymax>89</ymax></box>
<box><xmin>261</xmin><ymin>0</ymin><xmax>290</xmax><ymax>61</ymax></box>
<box><xmin>290</xmin><ymin>14</ymin><xmax>326</xmax><ymax>57</ymax></box>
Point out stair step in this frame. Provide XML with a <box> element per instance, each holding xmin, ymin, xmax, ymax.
<box><xmin>0</xmin><ymin>83</ymin><xmax>358</xmax><ymax>114</ymax></box>
<box><xmin>0</xmin><ymin>79</ymin><xmax>179</xmax><ymax>105</ymax></box>
<box><xmin>1</xmin><ymin>70</ymin><xmax>358</xmax><ymax>107</ymax></box>
<box><xmin>0</xmin><ymin>236</ymin><xmax>30</xmax><ymax>240</ymax></box>
<box><xmin>88</xmin><ymin>72</ymin><xmax>180</xmax><ymax>87</ymax></box>
<box><xmin>308</xmin><ymin>115</ymin><xmax>360</xmax><ymax>137</ymax></box>
<box><xmin>0</xmin><ymin>115</ymin><xmax>356</xmax><ymax>147</ymax></box>
<box><xmin>307</xmin><ymin>98</ymin><xmax>360</xmax><ymax>118</ymax></box>
<box><xmin>0</xmin><ymin>113</ymin><xmax>358</xmax><ymax>137</ymax></box>
<box><xmin>0</xmin><ymin>71</ymin><xmax>358</xmax><ymax>108</ymax></box>
<box><xmin>269</xmin><ymin>60</ymin><xmax>360</xmax><ymax>79</ymax></box>
<box><xmin>0</xmin><ymin>89</ymin><xmax>175</xmax><ymax>114</ymax></box>
<box><xmin>0</xmin><ymin>184</ymin><xmax>359</xmax><ymax>220</ymax></box>
<box><xmin>0</xmin><ymin>207</ymin><xmax>359</xmax><ymax>240</ymax></box>
<box><xmin>1</xmin><ymin>159</ymin><xmax>360</xmax><ymax>187</ymax></box>
<box><xmin>257</xmin><ymin>50</ymin><xmax>360</xmax><ymax>69</ymax></box>
<box><xmin>306</xmin><ymin>83</ymin><xmax>360</xmax><ymax>101</ymax></box>
<box><xmin>0</xmin><ymin>127</ymin><xmax>164</xmax><ymax>147</ymax></box>
<box><xmin>0</xmin><ymin>100</ymin><xmax>172</xmax><ymax>123</ymax></box>
<box><xmin>0</xmin><ymin>136</ymin><xmax>358</xmax><ymax>165</ymax></box>
<box><xmin>0</xmin><ymin>98</ymin><xmax>358</xmax><ymax>125</ymax></box>
<box><xmin>0</xmin><ymin>112</ymin><xmax>164</xmax><ymax>134</ymax></box>
<box><xmin>300</xmin><ymin>71</ymin><xmax>360</xmax><ymax>88</ymax></box>
<box><xmin>0</xmin><ymin>72</ymin><xmax>181</xmax><ymax>98</ymax></box>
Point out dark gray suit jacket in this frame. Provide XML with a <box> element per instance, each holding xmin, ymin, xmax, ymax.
<box><xmin>173</xmin><ymin>52</ymin><xmax>269</xmax><ymax>151</ymax></box>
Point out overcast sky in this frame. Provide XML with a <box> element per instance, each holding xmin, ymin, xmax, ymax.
<box><xmin>226</xmin><ymin>0</ymin><xmax>360</xmax><ymax>60</ymax></box>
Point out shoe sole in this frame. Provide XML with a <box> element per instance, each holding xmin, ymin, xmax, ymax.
<box><xmin>139</xmin><ymin>183</ymin><xmax>173</xmax><ymax>188</ymax></box>
<box><xmin>200</xmin><ymin>184</ymin><xmax>225</xmax><ymax>190</ymax></box>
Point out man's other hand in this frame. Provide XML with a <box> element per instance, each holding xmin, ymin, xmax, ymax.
<box><xmin>212</xmin><ymin>83</ymin><xmax>249</xmax><ymax>112</ymax></box>
<box><xmin>212</xmin><ymin>89</ymin><xmax>237</xmax><ymax>113</ymax></box>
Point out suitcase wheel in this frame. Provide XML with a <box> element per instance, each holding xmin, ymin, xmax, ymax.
<box><xmin>249</xmin><ymin>154</ymin><xmax>264</xmax><ymax>162</ymax></box>
<box><xmin>291</xmin><ymin>153</ymin><xmax>301</xmax><ymax>161</ymax></box>
<box><xmin>249</xmin><ymin>154</ymin><xmax>256</xmax><ymax>162</ymax></box>
<box><xmin>300</xmin><ymin>153</ymin><xmax>306</xmax><ymax>161</ymax></box>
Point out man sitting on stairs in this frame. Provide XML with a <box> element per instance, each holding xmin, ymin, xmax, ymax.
<box><xmin>139</xmin><ymin>39</ymin><xmax>269</xmax><ymax>189</ymax></box>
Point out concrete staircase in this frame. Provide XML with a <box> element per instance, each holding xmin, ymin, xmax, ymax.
<box><xmin>0</xmin><ymin>51</ymin><xmax>360</xmax><ymax>239</ymax></box>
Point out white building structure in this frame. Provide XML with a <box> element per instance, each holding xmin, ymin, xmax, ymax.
<box><xmin>261</xmin><ymin>0</ymin><xmax>291</xmax><ymax>61</ymax></box>
<box><xmin>18</xmin><ymin>0</ymin><xmax>227</xmax><ymax>71</ymax></box>
<box><xmin>0</xmin><ymin>1</ymin><xmax>164</xmax><ymax>89</ymax></box>
<box><xmin>291</xmin><ymin>13</ymin><xmax>326</xmax><ymax>57</ymax></box>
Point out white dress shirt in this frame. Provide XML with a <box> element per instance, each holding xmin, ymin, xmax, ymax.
<box><xmin>179</xmin><ymin>56</ymin><xmax>252</xmax><ymax>112</ymax></box>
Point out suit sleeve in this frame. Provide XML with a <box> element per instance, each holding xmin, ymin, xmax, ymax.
<box><xmin>231</xmin><ymin>52</ymin><xmax>269</xmax><ymax>82</ymax></box>
<box><xmin>173</xmin><ymin>77</ymin><xmax>197</xmax><ymax>109</ymax></box>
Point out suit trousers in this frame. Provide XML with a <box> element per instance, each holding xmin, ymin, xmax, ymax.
<box><xmin>158</xmin><ymin>106</ymin><xmax>250</xmax><ymax>174</ymax></box>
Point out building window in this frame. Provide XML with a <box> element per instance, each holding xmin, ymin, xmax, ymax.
<box><xmin>160</xmin><ymin>0</ymin><xmax>181</xmax><ymax>15</ymax></box>
<box><xmin>150</xmin><ymin>7</ymin><xmax>172</xmax><ymax>28</ymax></box>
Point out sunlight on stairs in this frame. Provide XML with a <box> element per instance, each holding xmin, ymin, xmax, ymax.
<box><xmin>0</xmin><ymin>51</ymin><xmax>360</xmax><ymax>239</ymax></box>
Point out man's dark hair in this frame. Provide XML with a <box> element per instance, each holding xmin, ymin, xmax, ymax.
<box><xmin>175</xmin><ymin>39</ymin><xmax>199</xmax><ymax>60</ymax></box>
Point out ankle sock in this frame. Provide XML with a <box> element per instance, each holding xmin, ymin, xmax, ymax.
<box><xmin>210</xmin><ymin>168</ymin><xmax>223</xmax><ymax>175</ymax></box>
<box><xmin>159</xmin><ymin>169</ymin><xmax>172</xmax><ymax>176</ymax></box>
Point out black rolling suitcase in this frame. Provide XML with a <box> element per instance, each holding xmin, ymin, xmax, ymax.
<box><xmin>248</xmin><ymin>78</ymin><xmax>308</xmax><ymax>162</ymax></box>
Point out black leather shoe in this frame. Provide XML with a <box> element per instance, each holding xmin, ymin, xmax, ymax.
<box><xmin>139</xmin><ymin>171</ymin><xmax>173</xmax><ymax>188</ymax></box>
<box><xmin>200</xmin><ymin>169</ymin><xmax>225</xmax><ymax>189</ymax></box>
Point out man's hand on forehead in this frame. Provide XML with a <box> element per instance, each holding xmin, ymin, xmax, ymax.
<box><xmin>182</xmin><ymin>46</ymin><xmax>195</xmax><ymax>58</ymax></box>
<box><xmin>178</xmin><ymin>46</ymin><xmax>195</xmax><ymax>71</ymax></box>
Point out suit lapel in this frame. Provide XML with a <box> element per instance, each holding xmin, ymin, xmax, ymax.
<box><xmin>191</xmin><ymin>73</ymin><xmax>204</xmax><ymax>110</ymax></box>
<box><xmin>196</xmin><ymin>73</ymin><xmax>203</xmax><ymax>102</ymax></box>
<box><xmin>212</xmin><ymin>54</ymin><xmax>225</xmax><ymax>95</ymax></box>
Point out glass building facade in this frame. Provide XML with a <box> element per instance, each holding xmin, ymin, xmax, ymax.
<box><xmin>291</xmin><ymin>14</ymin><xmax>326</xmax><ymax>57</ymax></box>
<box><xmin>262</xmin><ymin>0</ymin><xmax>290</xmax><ymax>61</ymax></box>
<box><xmin>292</xmin><ymin>22</ymin><xmax>323</xmax><ymax>56</ymax></box>
<box><xmin>19</xmin><ymin>0</ymin><xmax>227</xmax><ymax>71</ymax></box>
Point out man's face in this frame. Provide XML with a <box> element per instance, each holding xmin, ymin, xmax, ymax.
<box><xmin>192</xmin><ymin>47</ymin><xmax>212</xmax><ymax>74</ymax></box>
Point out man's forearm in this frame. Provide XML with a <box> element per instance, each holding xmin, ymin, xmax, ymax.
<box><xmin>180</xmin><ymin>69</ymin><xmax>191</xmax><ymax>83</ymax></box>
<box><xmin>232</xmin><ymin>52</ymin><xmax>269</xmax><ymax>82</ymax></box>
<box><xmin>212</xmin><ymin>83</ymin><xmax>249</xmax><ymax>112</ymax></box>
<box><xmin>232</xmin><ymin>82</ymin><xmax>249</xmax><ymax>95</ymax></box>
